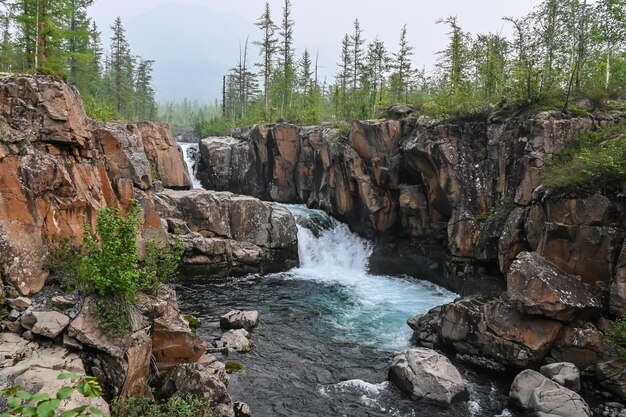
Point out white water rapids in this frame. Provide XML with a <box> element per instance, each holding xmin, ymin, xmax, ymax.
<box><xmin>179</xmin><ymin>142</ymin><xmax>203</xmax><ymax>189</ymax></box>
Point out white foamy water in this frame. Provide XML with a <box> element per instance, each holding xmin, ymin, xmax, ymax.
<box><xmin>286</xmin><ymin>205</ymin><xmax>458</xmax><ymax>352</ymax></box>
<box><xmin>179</xmin><ymin>142</ymin><xmax>203</xmax><ymax>189</ymax></box>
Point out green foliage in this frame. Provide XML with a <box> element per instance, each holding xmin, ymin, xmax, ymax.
<box><xmin>111</xmin><ymin>395</ymin><xmax>211</xmax><ymax>417</ymax></box>
<box><xmin>542</xmin><ymin>123</ymin><xmax>626</xmax><ymax>196</ymax></box>
<box><xmin>46</xmin><ymin>239</ymin><xmax>82</xmax><ymax>290</ymax></box>
<box><xmin>194</xmin><ymin>116</ymin><xmax>233</xmax><ymax>138</ymax></box>
<box><xmin>182</xmin><ymin>314</ymin><xmax>200</xmax><ymax>334</ymax></box>
<box><xmin>605</xmin><ymin>317</ymin><xmax>626</xmax><ymax>358</ymax></box>
<box><xmin>142</xmin><ymin>231</ymin><xmax>185</xmax><ymax>293</ymax></box>
<box><xmin>46</xmin><ymin>200</ymin><xmax>184</xmax><ymax>335</ymax></box>
<box><xmin>0</xmin><ymin>294</ymin><xmax>7</xmax><ymax>321</ymax></box>
<box><xmin>326</xmin><ymin>122</ymin><xmax>351</xmax><ymax>147</ymax></box>
<box><xmin>0</xmin><ymin>373</ymin><xmax>106</xmax><ymax>417</ymax></box>
<box><xmin>224</xmin><ymin>361</ymin><xmax>245</xmax><ymax>374</ymax></box>
<box><xmin>83</xmin><ymin>96</ymin><xmax>119</xmax><ymax>122</ymax></box>
<box><xmin>78</xmin><ymin>201</ymin><xmax>143</xmax><ymax>302</ymax></box>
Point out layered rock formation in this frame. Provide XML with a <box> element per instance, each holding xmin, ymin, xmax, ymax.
<box><xmin>0</xmin><ymin>75</ymin><xmax>299</xmax><ymax>416</ymax></box>
<box><xmin>195</xmin><ymin>114</ymin><xmax>626</xmax><ymax>294</ymax></box>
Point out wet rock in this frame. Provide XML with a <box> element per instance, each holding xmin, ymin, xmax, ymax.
<box><xmin>413</xmin><ymin>296</ymin><xmax>563</xmax><ymax>370</ymax></box>
<box><xmin>234</xmin><ymin>402</ymin><xmax>252</xmax><ymax>417</ymax></box>
<box><xmin>222</xmin><ymin>329</ymin><xmax>255</xmax><ymax>353</ymax></box>
<box><xmin>507</xmin><ymin>252</ymin><xmax>602</xmax><ymax>322</ymax></box>
<box><xmin>611</xmin><ymin>243</ymin><xmax>626</xmax><ymax>317</ymax></box>
<box><xmin>7</xmin><ymin>309</ymin><xmax>20</xmax><ymax>322</ymax></box>
<box><xmin>161</xmin><ymin>363</ymin><xmax>234</xmax><ymax>417</ymax></box>
<box><xmin>509</xmin><ymin>369</ymin><xmax>591</xmax><ymax>416</ymax></box>
<box><xmin>20</xmin><ymin>310</ymin><xmax>70</xmax><ymax>338</ymax></box>
<box><xmin>220</xmin><ymin>310</ymin><xmax>259</xmax><ymax>331</ymax></box>
<box><xmin>540</xmin><ymin>362</ymin><xmax>581</xmax><ymax>392</ymax></box>
<box><xmin>388</xmin><ymin>347</ymin><xmax>468</xmax><ymax>407</ymax></box>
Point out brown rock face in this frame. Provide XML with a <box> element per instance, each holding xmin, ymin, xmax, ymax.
<box><xmin>154</xmin><ymin>189</ymin><xmax>298</xmax><ymax>276</ymax></box>
<box><xmin>136</xmin><ymin>122</ymin><xmax>192</xmax><ymax>189</ymax></box>
<box><xmin>415</xmin><ymin>296</ymin><xmax>562</xmax><ymax>370</ymax></box>
<box><xmin>507</xmin><ymin>252</ymin><xmax>602</xmax><ymax>322</ymax></box>
<box><xmin>195</xmin><ymin>113</ymin><xmax>626</xmax><ymax>293</ymax></box>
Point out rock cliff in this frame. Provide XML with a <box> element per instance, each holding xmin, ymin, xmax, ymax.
<box><xmin>196</xmin><ymin>113</ymin><xmax>626</xmax><ymax>295</ymax></box>
<box><xmin>0</xmin><ymin>75</ymin><xmax>298</xmax><ymax>416</ymax></box>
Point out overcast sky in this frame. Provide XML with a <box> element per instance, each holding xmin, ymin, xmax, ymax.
<box><xmin>87</xmin><ymin>0</ymin><xmax>544</xmax><ymax>103</ymax></box>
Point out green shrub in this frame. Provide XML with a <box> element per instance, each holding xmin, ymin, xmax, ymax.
<box><xmin>0</xmin><ymin>372</ymin><xmax>106</xmax><ymax>417</ymax></box>
<box><xmin>78</xmin><ymin>201</ymin><xmax>144</xmax><ymax>303</ymax></box>
<box><xmin>46</xmin><ymin>239</ymin><xmax>82</xmax><ymax>290</ymax></box>
<box><xmin>606</xmin><ymin>317</ymin><xmax>626</xmax><ymax>358</ymax></box>
<box><xmin>182</xmin><ymin>314</ymin><xmax>200</xmax><ymax>334</ymax></box>
<box><xmin>542</xmin><ymin>123</ymin><xmax>626</xmax><ymax>196</ymax></box>
<box><xmin>111</xmin><ymin>395</ymin><xmax>212</xmax><ymax>417</ymax></box>
<box><xmin>142</xmin><ymin>231</ymin><xmax>185</xmax><ymax>293</ymax></box>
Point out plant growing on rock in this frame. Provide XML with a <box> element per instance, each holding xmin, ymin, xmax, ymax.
<box><xmin>111</xmin><ymin>395</ymin><xmax>211</xmax><ymax>417</ymax></box>
<box><xmin>606</xmin><ymin>317</ymin><xmax>626</xmax><ymax>358</ymax></box>
<box><xmin>0</xmin><ymin>372</ymin><xmax>106</xmax><ymax>417</ymax></box>
<box><xmin>142</xmin><ymin>231</ymin><xmax>185</xmax><ymax>293</ymax></box>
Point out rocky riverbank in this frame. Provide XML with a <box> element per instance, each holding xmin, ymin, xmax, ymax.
<box><xmin>0</xmin><ymin>75</ymin><xmax>298</xmax><ymax>415</ymax></box>
<box><xmin>194</xmin><ymin>109</ymin><xmax>626</xmax><ymax>412</ymax></box>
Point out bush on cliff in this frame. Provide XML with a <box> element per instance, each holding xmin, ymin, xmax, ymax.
<box><xmin>47</xmin><ymin>200</ymin><xmax>184</xmax><ymax>335</ymax></box>
<box><xmin>606</xmin><ymin>317</ymin><xmax>626</xmax><ymax>358</ymax></box>
<box><xmin>542</xmin><ymin>123</ymin><xmax>626</xmax><ymax>196</ymax></box>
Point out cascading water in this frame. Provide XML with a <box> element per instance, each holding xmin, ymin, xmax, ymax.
<box><xmin>179</xmin><ymin>142</ymin><xmax>203</xmax><ymax>189</ymax></box>
<box><xmin>176</xmin><ymin>205</ymin><xmax>517</xmax><ymax>416</ymax></box>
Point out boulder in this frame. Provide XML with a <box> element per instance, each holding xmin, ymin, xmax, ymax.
<box><xmin>222</xmin><ymin>329</ymin><xmax>255</xmax><ymax>353</ymax></box>
<box><xmin>154</xmin><ymin>189</ymin><xmax>298</xmax><ymax>275</ymax></box>
<box><xmin>509</xmin><ymin>369</ymin><xmax>591</xmax><ymax>416</ymax></box>
<box><xmin>388</xmin><ymin>348</ymin><xmax>468</xmax><ymax>407</ymax></box>
<box><xmin>507</xmin><ymin>252</ymin><xmax>602</xmax><ymax>322</ymax></box>
<box><xmin>548</xmin><ymin>323</ymin><xmax>618</xmax><ymax>374</ymax></box>
<box><xmin>52</xmin><ymin>295</ymin><xmax>76</xmax><ymax>309</ymax></box>
<box><xmin>387</xmin><ymin>104</ymin><xmax>413</xmax><ymax>119</ymax></box>
<box><xmin>540</xmin><ymin>362</ymin><xmax>581</xmax><ymax>392</ymax></box>
<box><xmin>20</xmin><ymin>310</ymin><xmax>70</xmax><ymax>338</ymax></box>
<box><xmin>417</xmin><ymin>297</ymin><xmax>563</xmax><ymax>370</ymax></box>
<box><xmin>0</xmin><ymin>333</ymin><xmax>110</xmax><ymax>415</ymax></box>
<box><xmin>161</xmin><ymin>363</ymin><xmax>234</xmax><ymax>417</ymax></box>
<box><xmin>7</xmin><ymin>297</ymin><xmax>32</xmax><ymax>311</ymax></box>
<box><xmin>234</xmin><ymin>402</ymin><xmax>252</xmax><ymax>417</ymax></box>
<box><xmin>67</xmin><ymin>298</ymin><xmax>152</xmax><ymax>400</ymax></box>
<box><xmin>597</xmin><ymin>359</ymin><xmax>626</xmax><ymax>400</ymax></box>
<box><xmin>220</xmin><ymin>310</ymin><xmax>259</xmax><ymax>331</ymax></box>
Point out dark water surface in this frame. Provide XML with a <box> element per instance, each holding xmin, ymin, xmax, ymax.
<box><xmin>176</xmin><ymin>207</ymin><xmax>520</xmax><ymax>417</ymax></box>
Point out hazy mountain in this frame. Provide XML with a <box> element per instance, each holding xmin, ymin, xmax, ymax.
<box><xmin>117</xmin><ymin>2</ymin><xmax>255</xmax><ymax>102</ymax></box>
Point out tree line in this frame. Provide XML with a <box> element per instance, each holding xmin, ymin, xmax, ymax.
<box><xmin>196</xmin><ymin>0</ymin><xmax>626</xmax><ymax>137</ymax></box>
<box><xmin>0</xmin><ymin>1</ymin><xmax>156</xmax><ymax>121</ymax></box>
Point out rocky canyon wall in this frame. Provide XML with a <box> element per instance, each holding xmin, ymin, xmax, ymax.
<box><xmin>196</xmin><ymin>112</ymin><xmax>626</xmax><ymax>297</ymax></box>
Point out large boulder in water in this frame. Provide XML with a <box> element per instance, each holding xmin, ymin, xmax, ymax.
<box><xmin>220</xmin><ymin>310</ymin><xmax>259</xmax><ymax>331</ymax></box>
<box><xmin>507</xmin><ymin>252</ymin><xmax>602</xmax><ymax>322</ymax></box>
<box><xmin>388</xmin><ymin>347</ymin><xmax>468</xmax><ymax>407</ymax></box>
<box><xmin>540</xmin><ymin>362</ymin><xmax>581</xmax><ymax>392</ymax></box>
<box><xmin>509</xmin><ymin>369</ymin><xmax>591</xmax><ymax>416</ymax></box>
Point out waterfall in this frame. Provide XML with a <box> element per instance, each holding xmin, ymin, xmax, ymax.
<box><xmin>285</xmin><ymin>204</ymin><xmax>457</xmax><ymax>351</ymax></box>
<box><xmin>179</xmin><ymin>142</ymin><xmax>203</xmax><ymax>189</ymax></box>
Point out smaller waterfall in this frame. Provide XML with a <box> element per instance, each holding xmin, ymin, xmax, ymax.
<box><xmin>179</xmin><ymin>142</ymin><xmax>203</xmax><ymax>189</ymax></box>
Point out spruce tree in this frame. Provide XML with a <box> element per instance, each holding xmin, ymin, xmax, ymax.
<box><xmin>253</xmin><ymin>2</ymin><xmax>278</xmax><ymax>119</ymax></box>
